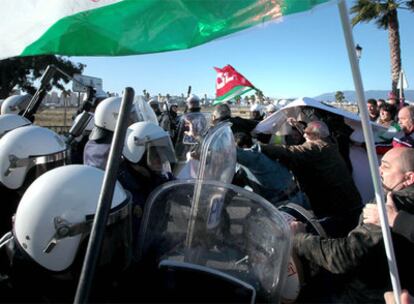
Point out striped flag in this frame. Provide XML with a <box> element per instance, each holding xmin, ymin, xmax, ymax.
<box><xmin>214</xmin><ymin>65</ymin><xmax>255</xmax><ymax>105</ymax></box>
<box><xmin>0</xmin><ymin>0</ymin><xmax>331</xmax><ymax>60</ymax></box>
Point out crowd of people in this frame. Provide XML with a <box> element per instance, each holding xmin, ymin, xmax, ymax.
<box><xmin>0</xmin><ymin>89</ymin><xmax>413</xmax><ymax>303</ymax></box>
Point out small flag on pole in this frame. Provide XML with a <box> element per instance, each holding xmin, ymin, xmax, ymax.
<box><xmin>213</xmin><ymin>65</ymin><xmax>255</xmax><ymax>105</ymax></box>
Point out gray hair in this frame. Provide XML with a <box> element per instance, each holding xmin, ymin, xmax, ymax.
<box><xmin>399</xmin><ymin>147</ymin><xmax>414</xmax><ymax>172</ymax></box>
<box><xmin>305</xmin><ymin>120</ymin><xmax>330</xmax><ymax>138</ymax></box>
<box><xmin>212</xmin><ymin>103</ymin><xmax>232</xmax><ymax>123</ymax></box>
<box><xmin>404</xmin><ymin>105</ymin><xmax>414</xmax><ymax>122</ymax></box>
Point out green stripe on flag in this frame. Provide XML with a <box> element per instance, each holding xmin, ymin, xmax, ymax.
<box><xmin>21</xmin><ymin>0</ymin><xmax>331</xmax><ymax>57</ymax></box>
<box><xmin>214</xmin><ymin>85</ymin><xmax>254</xmax><ymax>105</ymax></box>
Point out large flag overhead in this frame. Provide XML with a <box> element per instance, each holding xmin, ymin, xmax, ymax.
<box><xmin>214</xmin><ymin>65</ymin><xmax>255</xmax><ymax>105</ymax></box>
<box><xmin>0</xmin><ymin>0</ymin><xmax>331</xmax><ymax>60</ymax></box>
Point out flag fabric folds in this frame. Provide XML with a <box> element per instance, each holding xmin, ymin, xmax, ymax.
<box><xmin>0</xmin><ymin>0</ymin><xmax>331</xmax><ymax>60</ymax></box>
<box><xmin>213</xmin><ymin>65</ymin><xmax>255</xmax><ymax>105</ymax></box>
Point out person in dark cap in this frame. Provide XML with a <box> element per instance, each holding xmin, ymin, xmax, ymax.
<box><xmin>211</xmin><ymin>103</ymin><xmax>258</xmax><ymax>135</ymax></box>
<box><xmin>186</xmin><ymin>94</ymin><xmax>201</xmax><ymax>113</ymax></box>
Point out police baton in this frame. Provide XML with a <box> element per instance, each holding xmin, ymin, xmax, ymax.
<box><xmin>74</xmin><ymin>87</ymin><xmax>135</xmax><ymax>304</ymax></box>
<box><xmin>22</xmin><ymin>65</ymin><xmax>56</xmax><ymax>121</ymax></box>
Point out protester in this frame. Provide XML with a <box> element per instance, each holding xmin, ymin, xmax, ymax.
<box><xmin>393</xmin><ymin>105</ymin><xmax>414</xmax><ymax>148</ymax></box>
<box><xmin>233</xmin><ymin>132</ymin><xmax>307</xmax><ymax>207</ymax></box>
<box><xmin>367</xmin><ymin>98</ymin><xmax>379</xmax><ymax>122</ymax></box>
<box><xmin>363</xmin><ymin>147</ymin><xmax>414</xmax><ymax>244</ymax></box>
<box><xmin>364</xmin><ymin>192</ymin><xmax>414</xmax><ymax>243</ymax></box>
<box><xmin>388</xmin><ymin>91</ymin><xmax>399</xmax><ymax>106</ymax></box>
<box><xmin>292</xmin><ymin>147</ymin><xmax>414</xmax><ymax>303</ymax></box>
<box><xmin>377</xmin><ymin>98</ymin><xmax>386</xmax><ymax>108</ymax></box>
<box><xmin>377</xmin><ymin>103</ymin><xmax>398</xmax><ymax>128</ymax></box>
<box><xmin>211</xmin><ymin>103</ymin><xmax>258</xmax><ymax>134</ymax></box>
<box><xmin>384</xmin><ymin>289</ymin><xmax>413</xmax><ymax>304</ymax></box>
<box><xmin>261</xmin><ymin>120</ymin><xmax>362</xmax><ymax>237</ymax></box>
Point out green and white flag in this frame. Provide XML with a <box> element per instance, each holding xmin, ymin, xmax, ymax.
<box><xmin>1</xmin><ymin>0</ymin><xmax>331</xmax><ymax>60</ymax></box>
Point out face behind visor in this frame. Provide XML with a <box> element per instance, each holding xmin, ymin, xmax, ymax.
<box><xmin>123</xmin><ymin>122</ymin><xmax>177</xmax><ymax>173</ymax></box>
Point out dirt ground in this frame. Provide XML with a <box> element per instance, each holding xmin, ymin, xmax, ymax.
<box><xmin>33</xmin><ymin>103</ymin><xmax>357</xmax><ymax>134</ymax></box>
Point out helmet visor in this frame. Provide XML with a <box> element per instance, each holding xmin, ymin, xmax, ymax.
<box><xmin>128</xmin><ymin>107</ymin><xmax>140</xmax><ymax>126</ymax></box>
<box><xmin>147</xmin><ymin>137</ymin><xmax>177</xmax><ymax>171</ymax></box>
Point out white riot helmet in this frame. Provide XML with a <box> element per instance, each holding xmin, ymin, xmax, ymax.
<box><xmin>250</xmin><ymin>103</ymin><xmax>264</xmax><ymax>120</ymax></box>
<box><xmin>90</xmin><ymin>96</ymin><xmax>139</xmax><ymax>140</ymax></box>
<box><xmin>148</xmin><ymin>98</ymin><xmax>159</xmax><ymax>107</ymax></box>
<box><xmin>0</xmin><ymin>114</ymin><xmax>31</xmax><ymax>138</ymax></box>
<box><xmin>250</xmin><ymin>103</ymin><xmax>263</xmax><ymax>114</ymax></box>
<box><xmin>265</xmin><ymin>104</ymin><xmax>277</xmax><ymax>114</ymax></box>
<box><xmin>14</xmin><ymin>165</ymin><xmax>130</xmax><ymax>271</ymax></box>
<box><xmin>73</xmin><ymin>112</ymin><xmax>95</xmax><ymax>133</ymax></box>
<box><xmin>0</xmin><ymin>125</ymin><xmax>67</xmax><ymax>190</ymax></box>
<box><xmin>1</xmin><ymin>94</ymin><xmax>32</xmax><ymax>115</ymax></box>
<box><xmin>123</xmin><ymin>121</ymin><xmax>177</xmax><ymax>172</ymax></box>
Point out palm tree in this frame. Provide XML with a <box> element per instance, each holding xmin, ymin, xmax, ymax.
<box><xmin>351</xmin><ymin>0</ymin><xmax>414</xmax><ymax>95</ymax></box>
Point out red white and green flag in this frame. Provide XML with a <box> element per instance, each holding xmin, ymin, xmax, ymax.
<box><xmin>214</xmin><ymin>65</ymin><xmax>255</xmax><ymax>105</ymax></box>
<box><xmin>0</xmin><ymin>0</ymin><xmax>331</xmax><ymax>60</ymax></box>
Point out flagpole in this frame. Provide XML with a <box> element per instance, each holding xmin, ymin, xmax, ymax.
<box><xmin>337</xmin><ymin>1</ymin><xmax>401</xmax><ymax>303</ymax></box>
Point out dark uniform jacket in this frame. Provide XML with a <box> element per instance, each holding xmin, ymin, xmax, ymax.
<box><xmin>261</xmin><ymin>138</ymin><xmax>362</xmax><ymax>219</ymax></box>
<box><xmin>293</xmin><ymin>185</ymin><xmax>414</xmax><ymax>303</ymax></box>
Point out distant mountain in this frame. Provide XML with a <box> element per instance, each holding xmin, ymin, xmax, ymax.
<box><xmin>313</xmin><ymin>90</ymin><xmax>414</xmax><ymax>103</ymax></box>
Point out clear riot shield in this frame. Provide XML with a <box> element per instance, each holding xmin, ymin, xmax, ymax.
<box><xmin>138</xmin><ymin>180</ymin><xmax>291</xmax><ymax>303</ymax></box>
<box><xmin>174</xmin><ymin>112</ymin><xmax>210</xmax><ymax>178</ymax></box>
<box><xmin>134</xmin><ymin>95</ymin><xmax>159</xmax><ymax>125</ymax></box>
<box><xmin>197</xmin><ymin>121</ymin><xmax>236</xmax><ymax>183</ymax></box>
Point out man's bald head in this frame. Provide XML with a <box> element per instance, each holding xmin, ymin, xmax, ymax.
<box><xmin>398</xmin><ymin>106</ymin><xmax>414</xmax><ymax>135</ymax></box>
<box><xmin>380</xmin><ymin>147</ymin><xmax>414</xmax><ymax>192</ymax></box>
<box><xmin>398</xmin><ymin>147</ymin><xmax>414</xmax><ymax>172</ymax></box>
<box><xmin>383</xmin><ymin>147</ymin><xmax>414</xmax><ymax>173</ymax></box>
<box><xmin>212</xmin><ymin>103</ymin><xmax>231</xmax><ymax>125</ymax></box>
